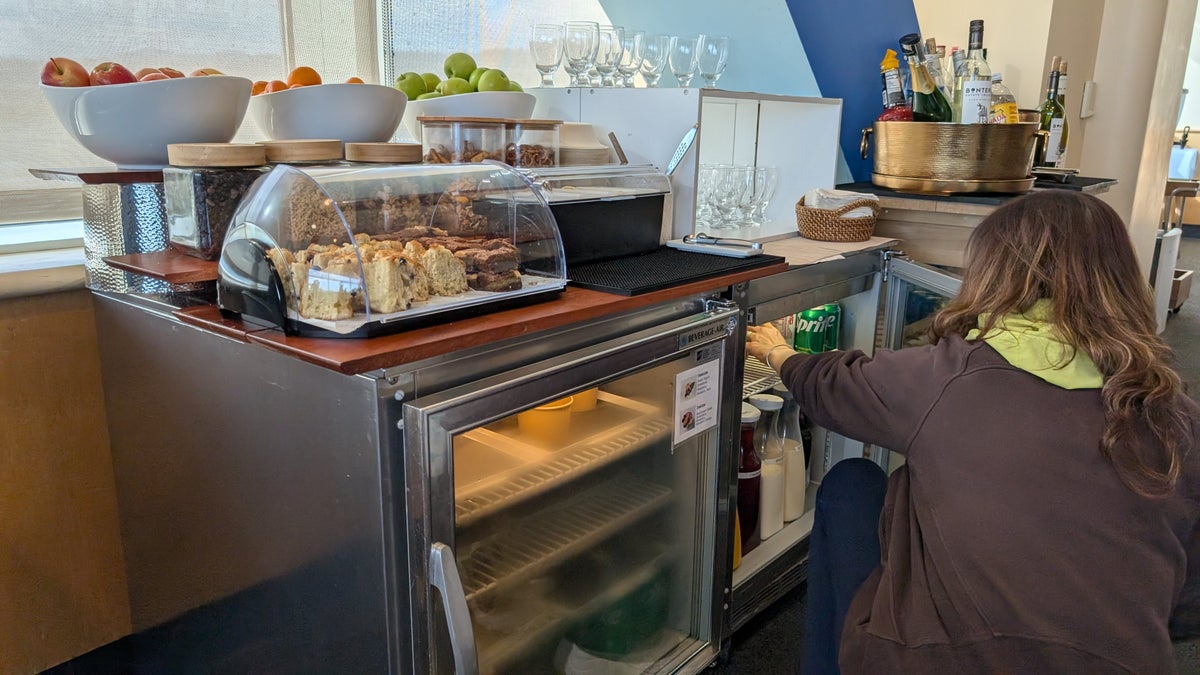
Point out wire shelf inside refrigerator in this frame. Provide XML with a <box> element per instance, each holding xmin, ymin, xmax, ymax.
<box><xmin>459</xmin><ymin>475</ymin><xmax>671</xmax><ymax>605</ymax></box>
<box><xmin>742</xmin><ymin>357</ymin><xmax>781</xmax><ymax>399</ymax></box>
<box><xmin>454</xmin><ymin>391</ymin><xmax>669</xmax><ymax>527</ymax></box>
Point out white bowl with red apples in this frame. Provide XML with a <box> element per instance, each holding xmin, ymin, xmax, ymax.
<box><xmin>40</xmin><ymin>58</ymin><xmax>253</xmax><ymax>169</ymax></box>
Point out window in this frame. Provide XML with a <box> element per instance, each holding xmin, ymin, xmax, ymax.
<box><xmin>0</xmin><ymin>0</ymin><xmax>607</xmax><ymax>228</ymax></box>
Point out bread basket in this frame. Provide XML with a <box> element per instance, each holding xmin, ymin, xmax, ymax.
<box><xmin>795</xmin><ymin>196</ymin><xmax>879</xmax><ymax>242</ymax></box>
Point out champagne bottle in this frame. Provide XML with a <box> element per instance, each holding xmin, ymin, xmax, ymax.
<box><xmin>898</xmin><ymin>33</ymin><xmax>952</xmax><ymax>122</ymax></box>
<box><xmin>1039</xmin><ymin>66</ymin><xmax>1069</xmax><ymax>166</ymax></box>
<box><xmin>952</xmin><ymin>19</ymin><xmax>992</xmax><ymax>123</ymax></box>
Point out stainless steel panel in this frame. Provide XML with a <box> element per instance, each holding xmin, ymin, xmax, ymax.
<box><xmin>744</xmin><ymin>253</ymin><xmax>880</xmax><ymax>326</ymax></box>
<box><xmin>82</xmin><ymin>183</ymin><xmax>207</xmax><ymax>295</ymax></box>
<box><xmin>93</xmin><ymin>295</ymin><xmax>399</xmax><ymax>672</ymax></box>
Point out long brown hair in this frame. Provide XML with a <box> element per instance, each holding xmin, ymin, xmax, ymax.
<box><xmin>930</xmin><ymin>190</ymin><xmax>1191</xmax><ymax>497</ymax></box>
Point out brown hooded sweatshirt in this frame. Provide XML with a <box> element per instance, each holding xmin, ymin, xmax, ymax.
<box><xmin>780</xmin><ymin>335</ymin><xmax>1200</xmax><ymax>674</ymax></box>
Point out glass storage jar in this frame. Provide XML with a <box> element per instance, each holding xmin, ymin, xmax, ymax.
<box><xmin>505</xmin><ymin>119</ymin><xmax>561</xmax><ymax>168</ymax></box>
<box><xmin>419</xmin><ymin>116</ymin><xmax>506</xmax><ymax>164</ymax></box>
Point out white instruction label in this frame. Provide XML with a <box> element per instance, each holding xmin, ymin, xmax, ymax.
<box><xmin>673</xmin><ymin>359</ymin><xmax>720</xmax><ymax>445</ymax></box>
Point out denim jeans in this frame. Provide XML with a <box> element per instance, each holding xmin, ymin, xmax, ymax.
<box><xmin>802</xmin><ymin>458</ymin><xmax>888</xmax><ymax>675</ymax></box>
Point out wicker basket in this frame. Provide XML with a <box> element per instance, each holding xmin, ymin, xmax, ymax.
<box><xmin>795</xmin><ymin>196</ymin><xmax>879</xmax><ymax>242</ymax></box>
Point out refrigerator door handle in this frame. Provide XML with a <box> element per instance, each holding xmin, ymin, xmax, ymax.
<box><xmin>430</xmin><ymin>542</ymin><xmax>479</xmax><ymax>675</ymax></box>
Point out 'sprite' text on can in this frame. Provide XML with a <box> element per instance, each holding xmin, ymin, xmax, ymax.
<box><xmin>794</xmin><ymin>307</ymin><xmax>828</xmax><ymax>354</ymax></box>
<box><xmin>823</xmin><ymin>302</ymin><xmax>841</xmax><ymax>351</ymax></box>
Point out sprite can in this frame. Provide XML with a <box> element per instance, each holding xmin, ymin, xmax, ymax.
<box><xmin>794</xmin><ymin>307</ymin><xmax>828</xmax><ymax>354</ymax></box>
<box><xmin>823</xmin><ymin>302</ymin><xmax>841</xmax><ymax>351</ymax></box>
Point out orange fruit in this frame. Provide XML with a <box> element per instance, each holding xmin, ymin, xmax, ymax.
<box><xmin>287</xmin><ymin>66</ymin><xmax>322</xmax><ymax>87</ymax></box>
<box><xmin>346</xmin><ymin>76</ymin><xmax>364</xmax><ymax>84</ymax></box>
<box><xmin>289</xmin><ymin>83</ymin><xmax>306</xmax><ymax>88</ymax></box>
<box><xmin>251</xmin><ymin>80</ymin><xmax>268</xmax><ymax>95</ymax></box>
<box><xmin>264</xmin><ymin>79</ymin><xmax>289</xmax><ymax>93</ymax></box>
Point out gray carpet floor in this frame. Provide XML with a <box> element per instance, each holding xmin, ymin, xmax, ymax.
<box><xmin>717</xmin><ymin>238</ymin><xmax>1200</xmax><ymax>673</ymax></box>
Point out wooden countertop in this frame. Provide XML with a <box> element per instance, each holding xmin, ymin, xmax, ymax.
<box><xmin>174</xmin><ymin>262</ymin><xmax>787</xmax><ymax>375</ymax></box>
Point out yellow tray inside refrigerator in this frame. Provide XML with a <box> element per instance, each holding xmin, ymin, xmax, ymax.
<box><xmin>453</xmin><ymin>391</ymin><xmax>669</xmax><ymax>527</ymax></box>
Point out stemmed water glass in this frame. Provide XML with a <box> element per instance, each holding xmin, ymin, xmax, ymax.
<box><xmin>594</xmin><ymin>25</ymin><xmax>625</xmax><ymax>87</ymax></box>
<box><xmin>639</xmin><ymin>34</ymin><xmax>671</xmax><ymax>87</ymax></box>
<box><xmin>530</xmin><ymin>24</ymin><xmax>565</xmax><ymax>87</ymax></box>
<box><xmin>669</xmin><ymin>35</ymin><xmax>701</xmax><ymax>88</ymax></box>
<box><xmin>615</xmin><ymin>30</ymin><xmax>644</xmax><ymax>87</ymax></box>
<box><xmin>697</xmin><ymin>35</ymin><xmax>730</xmax><ymax>88</ymax></box>
<box><xmin>751</xmin><ymin>167</ymin><xmax>779</xmax><ymax>226</ymax></box>
<box><xmin>562</xmin><ymin>21</ymin><xmax>600</xmax><ymax>87</ymax></box>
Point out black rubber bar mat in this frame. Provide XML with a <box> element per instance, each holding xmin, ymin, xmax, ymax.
<box><xmin>567</xmin><ymin>247</ymin><xmax>787</xmax><ymax>296</ymax></box>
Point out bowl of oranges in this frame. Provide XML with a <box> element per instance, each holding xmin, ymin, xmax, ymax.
<box><xmin>247</xmin><ymin>67</ymin><xmax>406</xmax><ymax>143</ymax></box>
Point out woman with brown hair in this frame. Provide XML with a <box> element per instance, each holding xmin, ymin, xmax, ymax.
<box><xmin>746</xmin><ymin>190</ymin><xmax>1200</xmax><ymax>674</ymax></box>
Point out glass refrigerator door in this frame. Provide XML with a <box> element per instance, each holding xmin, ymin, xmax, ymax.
<box><xmin>872</xmin><ymin>257</ymin><xmax>963</xmax><ymax>469</ymax></box>
<box><xmin>404</xmin><ymin>307</ymin><xmax>738</xmax><ymax>675</ymax></box>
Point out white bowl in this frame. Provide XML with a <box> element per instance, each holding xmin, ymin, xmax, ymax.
<box><xmin>40</xmin><ymin>76</ymin><xmax>252</xmax><ymax>169</ymax></box>
<box><xmin>248</xmin><ymin>83</ymin><xmax>405</xmax><ymax>143</ymax></box>
<box><xmin>401</xmin><ymin>91</ymin><xmax>537</xmax><ymax>141</ymax></box>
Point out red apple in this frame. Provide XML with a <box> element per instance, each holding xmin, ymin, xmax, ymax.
<box><xmin>41</xmin><ymin>57</ymin><xmax>90</xmax><ymax>87</ymax></box>
<box><xmin>189</xmin><ymin>68</ymin><xmax>223</xmax><ymax>77</ymax></box>
<box><xmin>90</xmin><ymin>62</ymin><xmax>137</xmax><ymax>86</ymax></box>
<box><xmin>139</xmin><ymin>72</ymin><xmax>170</xmax><ymax>82</ymax></box>
<box><xmin>134</xmin><ymin>67</ymin><xmax>161</xmax><ymax>79</ymax></box>
<box><xmin>158</xmin><ymin>67</ymin><xmax>185</xmax><ymax>78</ymax></box>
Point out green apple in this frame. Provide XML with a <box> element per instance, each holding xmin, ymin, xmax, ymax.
<box><xmin>441</xmin><ymin>77</ymin><xmax>473</xmax><ymax>96</ymax></box>
<box><xmin>508</xmin><ymin>80</ymin><xmax>523</xmax><ymax>92</ymax></box>
<box><xmin>443</xmin><ymin>52</ymin><xmax>477</xmax><ymax>80</ymax></box>
<box><xmin>416</xmin><ymin>91</ymin><xmax>444</xmax><ymax>100</ymax></box>
<box><xmin>476</xmin><ymin>68</ymin><xmax>510</xmax><ymax>92</ymax></box>
<box><xmin>393</xmin><ymin>72</ymin><xmax>426</xmax><ymax>101</ymax></box>
<box><xmin>420</xmin><ymin>72</ymin><xmax>441</xmax><ymax>92</ymax></box>
<box><xmin>467</xmin><ymin>67</ymin><xmax>489</xmax><ymax>91</ymax></box>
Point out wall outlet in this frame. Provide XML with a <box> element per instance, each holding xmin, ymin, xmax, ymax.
<box><xmin>1080</xmin><ymin>80</ymin><xmax>1097</xmax><ymax>119</ymax></box>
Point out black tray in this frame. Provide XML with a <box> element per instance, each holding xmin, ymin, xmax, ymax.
<box><xmin>567</xmin><ymin>247</ymin><xmax>786</xmax><ymax>296</ymax></box>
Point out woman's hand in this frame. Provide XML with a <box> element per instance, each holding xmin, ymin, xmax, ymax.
<box><xmin>746</xmin><ymin>322</ymin><xmax>795</xmax><ymax>372</ymax></box>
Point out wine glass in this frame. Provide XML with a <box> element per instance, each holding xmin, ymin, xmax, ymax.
<box><xmin>562</xmin><ymin>21</ymin><xmax>600</xmax><ymax>87</ymax></box>
<box><xmin>530</xmin><ymin>24</ymin><xmax>564</xmax><ymax>87</ymax></box>
<box><xmin>751</xmin><ymin>167</ymin><xmax>779</xmax><ymax>226</ymax></box>
<box><xmin>594</xmin><ymin>25</ymin><xmax>625</xmax><ymax>87</ymax></box>
<box><xmin>640</xmin><ymin>34</ymin><xmax>671</xmax><ymax>87</ymax></box>
<box><xmin>697</xmin><ymin>35</ymin><xmax>729</xmax><ymax>88</ymax></box>
<box><xmin>615</xmin><ymin>30</ymin><xmax>644</xmax><ymax>87</ymax></box>
<box><xmin>639</xmin><ymin>34</ymin><xmax>671</xmax><ymax>87</ymax></box>
<box><xmin>669</xmin><ymin>35</ymin><xmax>700</xmax><ymax>88</ymax></box>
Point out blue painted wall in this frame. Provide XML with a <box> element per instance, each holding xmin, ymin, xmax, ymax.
<box><xmin>784</xmin><ymin>0</ymin><xmax>920</xmax><ymax>181</ymax></box>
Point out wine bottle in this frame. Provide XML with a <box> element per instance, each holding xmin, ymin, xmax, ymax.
<box><xmin>1057</xmin><ymin>58</ymin><xmax>1069</xmax><ymax>108</ymax></box>
<box><xmin>898</xmin><ymin>33</ymin><xmax>953</xmax><ymax>122</ymax></box>
<box><xmin>1039</xmin><ymin>67</ymin><xmax>1069</xmax><ymax>166</ymax></box>
<box><xmin>924</xmin><ymin>37</ymin><xmax>946</xmax><ymax>95</ymax></box>
<box><xmin>952</xmin><ymin>19</ymin><xmax>992</xmax><ymax>124</ymax></box>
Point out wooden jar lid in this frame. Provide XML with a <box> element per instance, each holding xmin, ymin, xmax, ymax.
<box><xmin>345</xmin><ymin>142</ymin><xmax>422</xmax><ymax>163</ymax></box>
<box><xmin>167</xmin><ymin>143</ymin><xmax>266</xmax><ymax>168</ymax></box>
<box><xmin>260</xmin><ymin>139</ymin><xmax>344</xmax><ymax>163</ymax></box>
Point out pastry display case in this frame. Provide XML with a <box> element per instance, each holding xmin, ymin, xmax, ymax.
<box><xmin>216</xmin><ymin>162</ymin><xmax>567</xmax><ymax>337</ymax></box>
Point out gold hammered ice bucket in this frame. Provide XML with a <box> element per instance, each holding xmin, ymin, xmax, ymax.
<box><xmin>861</xmin><ymin>121</ymin><xmax>1042</xmax><ymax>193</ymax></box>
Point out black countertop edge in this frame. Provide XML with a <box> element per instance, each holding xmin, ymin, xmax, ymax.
<box><xmin>837</xmin><ymin>176</ymin><xmax>1119</xmax><ymax>205</ymax></box>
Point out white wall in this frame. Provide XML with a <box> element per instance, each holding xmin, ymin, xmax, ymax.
<box><xmin>913</xmin><ymin>0</ymin><xmax>1054</xmax><ymax>110</ymax></box>
<box><xmin>1179</xmin><ymin>10</ymin><xmax>1200</xmax><ymax>129</ymax></box>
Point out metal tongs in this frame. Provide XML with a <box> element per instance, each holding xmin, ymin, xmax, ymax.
<box><xmin>682</xmin><ymin>233</ymin><xmax>764</xmax><ymax>250</ymax></box>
